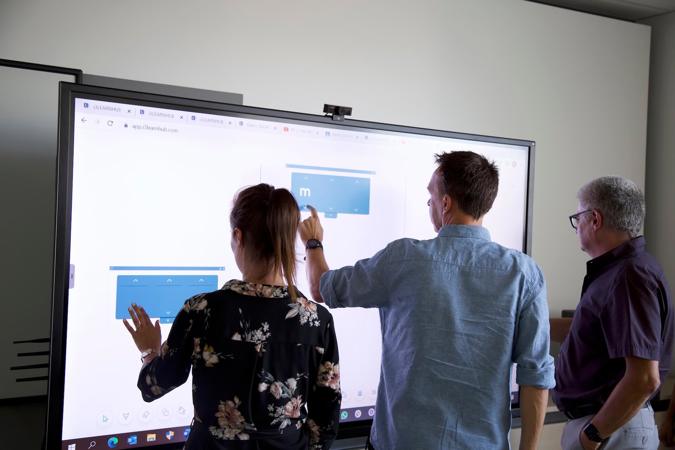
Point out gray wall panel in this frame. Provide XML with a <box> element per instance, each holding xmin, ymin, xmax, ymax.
<box><xmin>0</xmin><ymin>67</ymin><xmax>74</xmax><ymax>399</ymax></box>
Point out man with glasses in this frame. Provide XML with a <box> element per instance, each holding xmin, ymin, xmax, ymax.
<box><xmin>551</xmin><ymin>176</ymin><xmax>674</xmax><ymax>450</ymax></box>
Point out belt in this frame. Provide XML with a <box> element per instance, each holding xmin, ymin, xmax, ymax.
<box><xmin>563</xmin><ymin>403</ymin><xmax>602</xmax><ymax>420</ymax></box>
<box><xmin>563</xmin><ymin>401</ymin><xmax>650</xmax><ymax>420</ymax></box>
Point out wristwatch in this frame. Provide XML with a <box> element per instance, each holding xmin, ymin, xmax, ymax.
<box><xmin>306</xmin><ymin>238</ymin><xmax>323</xmax><ymax>250</ymax></box>
<box><xmin>583</xmin><ymin>422</ymin><xmax>608</xmax><ymax>444</ymax></box>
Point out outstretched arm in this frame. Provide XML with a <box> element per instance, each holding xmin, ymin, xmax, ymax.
<box><xmin>124</xmin><ymin>301</ymin><xmax>194</xmax><ymax>401</ymax></box>
<box><xmin>299</xmin><ymin>205</ymin><xmax>329</xmax><ymax>302</ymax></box>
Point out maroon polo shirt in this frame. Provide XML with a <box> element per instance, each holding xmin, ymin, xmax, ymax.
<box><xmin>553</xmin><ymin>236</ymin><xmax>674</xmax><ymax>411</ymax></box>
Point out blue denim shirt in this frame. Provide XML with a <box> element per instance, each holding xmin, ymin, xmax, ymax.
<box><xmin>320</xmin><ymin>225</ymin><xmax>555</xmax><ymax>450</ymax></box>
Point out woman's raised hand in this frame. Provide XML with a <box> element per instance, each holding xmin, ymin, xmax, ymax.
<box><xmin>123</xmin><ymin>303</ymin><xmax>161</xmax><ymax>355</ymax></box>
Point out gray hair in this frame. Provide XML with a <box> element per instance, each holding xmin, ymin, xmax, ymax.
<box><xmin>577</xmin><ymin>176</ymin><xmax>645</xmax><ymax>237</ymax></box>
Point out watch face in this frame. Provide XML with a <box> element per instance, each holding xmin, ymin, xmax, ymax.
<box><xmin>583</xmin><ymin>423</ymin><xmax>605</xmax><ymax>443</ymax></box>
<box><xmin>307</xmin><ymin>239</ymin><xmax>322</xmax><ymax>249</ymax></box>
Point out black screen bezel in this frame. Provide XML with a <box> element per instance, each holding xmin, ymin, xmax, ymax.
<box><xmin>47</xmin><ymin>82</ymin><xmax>535</xmax><ymax>448</ymax></box>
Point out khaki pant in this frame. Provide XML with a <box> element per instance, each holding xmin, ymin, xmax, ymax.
<box><xmin>561</xmin><ymin>405</ymin><xmax>658</xmax><ymax>450</ymax></box>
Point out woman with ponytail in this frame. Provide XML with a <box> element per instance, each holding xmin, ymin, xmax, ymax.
<box><xmin>123</xmin><ymin>183</ymin><xmax>341</xmax><ymax>449</ymax></box>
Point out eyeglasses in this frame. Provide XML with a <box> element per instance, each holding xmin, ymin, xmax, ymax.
<box><xmin>568</xmin><ymin>209</ymin><xmax>593</xmax><ymax>231</ymax></box>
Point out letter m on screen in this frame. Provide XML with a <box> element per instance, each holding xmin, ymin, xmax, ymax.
<box><xmin>291</xmin><ymin>172</ymin><xmax>370</xmax><ymax>217</ymax></box>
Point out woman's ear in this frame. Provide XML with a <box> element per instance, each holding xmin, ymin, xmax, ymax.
<box><xmin>232</xmin><ymin>227</ymin><xmax>243</xmax><ymax>247</ymax></box>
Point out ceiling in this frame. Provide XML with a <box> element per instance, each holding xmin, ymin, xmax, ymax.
<box><xmin>529</xmin><ymin>0</ymin><xmax>675</xmax><ymax>21</ymax></box>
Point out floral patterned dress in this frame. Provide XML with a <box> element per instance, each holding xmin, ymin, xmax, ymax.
<box><xmin>137</xmin><ymin>280</ymin><xmax>341</xmax><ymax>449</ymax></box>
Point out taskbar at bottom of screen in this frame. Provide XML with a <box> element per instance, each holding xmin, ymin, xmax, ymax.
<box><xmin>340</xmin><ymin>405</ymin><xmax>376</xmax><ymax>423</ymax></box>
<box><xmin>62</xmin><ymin>425</ymin><xmax>191</xmax><ymax>450</ymax></box>
<box><xmin>63</xmin><ymin>409</ymin><xmax>376</xmax><ymax>450</ymax></box>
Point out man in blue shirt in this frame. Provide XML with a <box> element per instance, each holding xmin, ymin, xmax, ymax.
<box><xmin>300</xmin><ymin>151</ymin><xmax>555</xmax><ymax>449</ymax></box>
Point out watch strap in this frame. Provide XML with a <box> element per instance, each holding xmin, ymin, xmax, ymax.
<box><xmin>583</xmin><ymin>422</ymin><xmax>608</xmax><ymax>443</ymax></box>
<box><xmin>306</xmin><ymin>238</ymin><xmax>323</xmax><ymax>250</ymax></box>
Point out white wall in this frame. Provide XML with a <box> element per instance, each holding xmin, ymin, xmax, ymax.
<box><xmin>0</xmin><ymin>0</ymin><xmax>651</xmax><ymax>318</ymax></box>
<box><xmin>0</xmin><ymin>0</ymin><xmax>654</xmax><ymax>447</ymax></box>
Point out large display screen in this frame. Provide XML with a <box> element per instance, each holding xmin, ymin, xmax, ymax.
<box><xmin>48</xmin><ymin>83</ymin><xmax>534</xmax><ymax>449</ymax></box>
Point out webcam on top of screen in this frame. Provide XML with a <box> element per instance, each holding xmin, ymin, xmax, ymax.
<box><xmin>323</xmin><ymin>104</ymin><xmax>352</xmax><ymax>121</ymax></box>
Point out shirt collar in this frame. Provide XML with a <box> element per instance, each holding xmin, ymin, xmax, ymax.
<box><xmin>437</xmin><ymin>224</ymin><xmax>491</xmax><ymax>241</ymax></box>
<box><xmin>221</xmin><ymin>279</ymin><xmax>291</xmax><ymax>299</ymax></box>
<box><xmin>586</xmin><ymin>236</ymin><xmax>645</xmax><ymax>273</ymax></box>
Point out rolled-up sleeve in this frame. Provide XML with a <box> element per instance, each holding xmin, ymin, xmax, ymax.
<box><xmin>319</xmin><ymin>245</ymin><xmax>393</xmax><ymax>309</ymax></box>
<box><xmin>513</xmin><ymin>270</ymin><xmax>556</xmax><ymax>389</ymax></box>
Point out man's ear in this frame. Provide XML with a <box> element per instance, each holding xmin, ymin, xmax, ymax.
<box><xmin>442</xmin><ymin>194</ymin><xmax>452</xmax><ymax>213</ymax></box>
<box><xmin>591</xmin><ymin>210</ymin><xmax>603</xmax><ymax>231</ymax></box>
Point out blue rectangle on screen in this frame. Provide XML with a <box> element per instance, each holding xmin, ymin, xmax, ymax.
<box><xmin>291</xmin><ymin>172</ymin><xmax>370</xmax><ymax>217</ymax></box>
<box><xmin>115</xmin><ymin>275</ymin><xmax>218</xmax><ymax>320</ymax></box>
